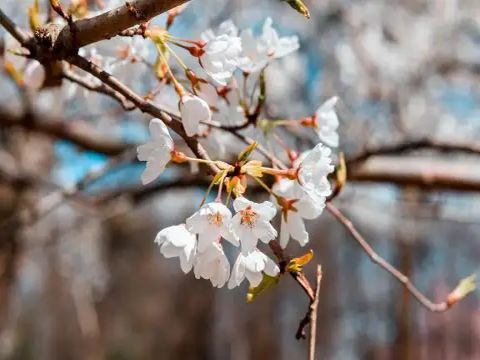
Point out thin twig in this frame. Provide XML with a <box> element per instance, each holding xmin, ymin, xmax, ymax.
<box><xmin>0</xmin><ymin>8</ymin><xmax>32</xmax><ymax>46</ymax></box>
<box><xmin>0</xmin><ymin>106</ymin><xmax>131</xmax><ymax>156</ymax></box>
<box><xmin>62</xmin><ymin>69</ymin><xmax>136</xmax><ymax>111</ymax></box>
<box><xmin>326</xmin><ymin>202</ymin><xmax>449</xmax><ymax>312</ymax></box>
<box><xmin>308</xmin><ymin>266</ymin><xmax>322</xmax><ymax>360</ymax></box>
<box><xmin>67</xmin><ymin>54</ymin><xmax>219</xmax><ymax>174</ymax></box>
<box><xmin>347</xmin><ymin>138</ymin><xmax>480</xmax><ymax>167</ymax></box>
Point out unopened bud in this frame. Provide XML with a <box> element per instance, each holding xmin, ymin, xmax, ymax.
<box><xmin>446</xmin><ymin>274</ymin><xmax>476</xmax><ymax>307</ymax></box>
<box><xmin>284</xmin><ymin>0</ymin><xmax>311</xmax><ymax>19</ymax></box>
<box><xmin>170</xmin><ymin>150</ymin><xmax>187</xmax><ymax>163</ymax></box>
<box><xmin>286</xmin><ymin>250</ymin><xmax>314</xmax><ymax>273</ymax></box>
<box><xmin>287</xmin><ymin>150</ymin><xmax>298</xmax><ymax>163</ymax></box>
<box><xmin>226</xmin><ymin>175</ymin><xmax>247</xmax><ymax>197</ymax></box>
<box><xmin>188</xmin><ymin>46</ymin><xmax>205</xmax><ymax>58</ymax></box>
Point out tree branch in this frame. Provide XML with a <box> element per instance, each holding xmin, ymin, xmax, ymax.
<box><xmin>0</xmin><ymin>8</ymin><xmax>32</xmax><ymax>45</ymax></box>
<box><xmin>62</xmin><ymin>68</ymin><xmax>136</xmax><ymax>111</ymax></box>
<box><xmin>0</xmin><ymin>106</ymin><xmax>131</xmax><ymax>156</ymax></box>
<box><xmin>347</xmin><ymin>138</ymin><xmax>480</xmax><ymax>167</ymax></box>
<box><xmin>308</xmin><ymin>266</ymin><xmax>322</xmax><ymax>360</ymax></box>
<box><xmin>348</xmin><ymin>156</ymin><xmax>480</xmax><ymax>192</ymax></box>
<box><xmin>67</xmin><ymin>54</ymin><xmax>219</xmax><ymax>173</ymax></box>
<box><xmin>326</xmin><ymin>202</ymin><xmax>451</xmax><ymax>312</ymax></box>
<box><xmin>53</xmin><ymin>0</ymin><xmax>189</xmax><ymax>55</ymax></box>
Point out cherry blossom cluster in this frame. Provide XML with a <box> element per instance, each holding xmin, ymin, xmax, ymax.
<box><xmin>1</xmin><ymin>3</ymin><xmax>341</xmax><ymax>289</ymax></box>
<box><xmin>133</xmin><ymin>15</ymin><xmax>341</xmax><ymax>289</ymax></box>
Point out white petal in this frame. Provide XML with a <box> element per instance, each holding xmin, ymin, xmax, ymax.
<box><xmin>287</xmin><ymin>213</ymin><xmax>309</xmax><ymax>246</ymax></box>
<box><xmin>228</xmin><ymin>253</ymin><xmax>246</xmax><ymax>289</ymax></box>
<box><xmin>141</xmin><ymin>156</ymin><xmax>167</xmax><ymax>184</ymax></box>
<box><xmin>252</xmin><ymin>200</ymin><xmax>277</xmax><ymax>220</ymax></box>
<box><xmin>245</xmin><ymin>269</ymin><xmax>263</xmax><ymax>288</ymax></box>
<box><xmin>149</xmin><ymin>118</ymin><xmax>174</xmax><ymax>149</ymax></box>
<box><xmin>279</xmin><ymin>217</ymin><xmax>289</xmax><ymax>249</ymax></box>
<box><xmin>233</xmin><ymin>196</ymin><xmax>251</xmax><ymax>212</ymax></box>
<box><xmin>263</xmin><ymin>255</ymin><xmax>280</xmax><ymax>277</ymax></box>
<box><xmin>180</xmin><ymin>94</ymin><xmax>212</xmax><ymax>137</ymax></box>
<box><xmin>255</xmin><ymin>221</ymin><xmax>278</xmax><ymax>243</ymax></box>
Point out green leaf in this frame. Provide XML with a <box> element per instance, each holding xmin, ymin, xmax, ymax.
<box><xmin>212</xmin><ymin>169</ymin><xmax>227</xmax><ymax>185</ymax></box>
<box><xmin>282</xmin><ymin>0</ymin><xmax>310</xmax><ymax>19</ymax></box>
<box><xmin>246</xmin><ymin>274</ymin><xmax>280</xmax><ymax>303</ymax></box>
<box><xmin>237</xmin><ymin>142</ymin><xmax>257</xmax><ymax>163</ymax></box>
<box><xmin>447</xmin><ymin>274</ymin><xmax>476</xmax><ymax>306</ymax></box>
<box><xmin>286</xmin><ymin>250</ymin><xmax>314</xmax><ymax>273</ymax></box>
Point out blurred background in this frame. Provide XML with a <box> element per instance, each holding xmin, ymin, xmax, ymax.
<box><xmin>0</xmin><ymin>0</ymin><xmax>480</xmax><ymax>359</ymax></box>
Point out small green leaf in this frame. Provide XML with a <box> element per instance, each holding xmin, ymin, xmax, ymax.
<box><xmin>256</xmin><ymin>70</ymin><xmax>266</xmax><ymax>110</ymax></box>
<box><xmin>238</xmin><ymin>142</ymin><xmax>257</xmax><ymax>163</ymax></box>
<box><xmin>283</xmin><ymin>0</ymin><xmax>310</xmax><ymax>19</ymax></box>
<box><xmin>286</xmin><ymin>250</ymin><xmax>314</xmax><ymax>273</ymax></box>
<box><xmin>247</xmin><ymin>274</ymin><xmax>280</xmax><ymax>303</ymax></box>
<box><xmin>447</xmin><ymin>274</ymin><xmax>476</xmax><ymax>306</ymax></box>
<box><xmin>28</xmin><ymin>0</ymin><xmax>41</xmax><ymax>31</ymax></box>
<box><xmin>212</xmin><ymin>169</ymin><xmax>227</xmax><ymax>185</ymax></box>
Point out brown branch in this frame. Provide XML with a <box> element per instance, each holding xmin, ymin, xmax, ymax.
<box><xmin>62</xmin><ymin>68</ymin><xmax>136</xmax><ymax>111</ymax></box>
<box><xmin>0</xmin><ymin>8</ymin><xmax>32</xmax><ymax>46</ymax></box>
<box><xmin>347</xmin><ymin>138</ymin><xmax>480</xmax><ymax>167</ymax></box>
<box><xmin>348</xmin><ymin>156</ymin><xmax>480</xmax><ymax>192</ymax></box>
<box><xmin>0</xmin><ymin>149</ymin><xmax>137</xmax><ymax>230</ymax></box>
<box><xmin>67</xmin><ymin>54</ymin><xmax>219</xmax><ymax>173</ymax></box>
<box><xmin>0</xmin><ymin>106</ymin><xmax>131</xmax><ymax>156</ymax></box>
<box><xmin>308</xmin><ymin>266</ymin><xmax>322</xmax><ymax>360</ymax></box>
<box><xmin>295</xmin><ymin>266</ymin><xmax>322</xmax><ymax>346</ymax></box>
<box><xmin>268</xmin><ymin>239</ymin><xmax>315</xmax><ymax>299</ymax></box>
<box><xmin>326</xmin><ymin>202</ymin><xmax>451</xmax><ymax>312</ymax></box>
<box><xmin>53</xmin><ymin>0</ymin><xmax>189</xmax><ymax>55</ymax></box>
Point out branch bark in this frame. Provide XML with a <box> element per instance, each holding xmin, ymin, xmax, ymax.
<box><xmin>53</xmin><ymin>0</ymin><xmax>189</xmax><ymax>55</ymax></box>
<box><xmin>67</xmin><ymin>54</ymin><xmax>219</xmax><ymax>173</ymax></box>
<box><xmin>348</xmin><ymin>156</ymin><xmax>480</xmax><ymax>192</ymax></box>
<box><xmin>0</xmin><ymin>106</ymin><xmax>131</xmax><ymax>156</ymax></box>
<box><xmin>326</xmin><ymin>202</ymin><xmax>450</xmax><ymax>312</ymax></box>
<box><xmin>308</xmin><ymin>266</ymin><xmax>322</xmax><ymax>360</ymax></box>
<box><xmin>0</xmin><ymin>9</ymin><xmax>31</xmax><ymax>45</ymax></box>
<box><xmin>347</xmin><ymin>138</ymin><xmax>480</xmax><ymax>167</ymax></box>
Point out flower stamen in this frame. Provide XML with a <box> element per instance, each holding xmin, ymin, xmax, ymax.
<box><xmin>240</xmin><ymin>206</ymin><xmax>257</xmax><ymax>228</ymax></box>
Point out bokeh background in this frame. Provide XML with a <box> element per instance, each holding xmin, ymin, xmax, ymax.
<box><xmin>0</xmin><ymin>0</ymin><xmax>480</xmax><ymax>359</ymax></box>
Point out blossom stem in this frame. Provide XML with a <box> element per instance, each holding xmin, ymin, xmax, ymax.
<box><xmin>166</xmin><ymin>35</ymin><xmax>200</xmax><ymax>45</ymax></box>
<box><xmin>200</xmin><ymin>175</ymin><xmax>218</xmax><ymax>207</ymax></box>
<box><xmin>155</xmin><ymin>43</ymin><xmax>185</xmax><ymax>97</ymax></box>
<box><xmin>225</xmin><ymin>188</ymin><xmax>232</xmax><ymax>207</ymax></box>
<box><xmin>271</xmin><ymin>119</ymin><xmax>298</xmax><ymax>127</ymax></box>
<box><xmin>215</xmin><ymin>172</ymin><xmax>227</xmax><ymax>202</ymax></box>
<box><xmin>259</xmin><ymin>166</ymin><xmax>297</xmax><ymax>179</ymax></box>
<box><xmin>251</xmin><ymin>176</ymin><xmax>281</xmax><ymax>201</ymax></box>
<box><xmin>163</xmin><ymin>42</ymin><xmax>188</xmax><ymax>70</ymax></box>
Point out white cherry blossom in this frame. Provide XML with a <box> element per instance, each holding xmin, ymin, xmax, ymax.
<box><xmin>213</xmin><ymin>82</ymin><xmax>246</xmax><ymax>127</ymax></box>
<box><xmin>196</xmin><ymin>82</ymin><xmax>219</xmax><ymax>108</ymax></box>
<box><xmin>154</xmin><ymin>224</ymin><xmax>196</xmax><ymax>274</ymax></box>
<box><xmin>194</xmin><ymin>242</ymin><xmax>230</xmax><ymax>288</ymax></box>
<box><xmin>272</xmin><ymin>179</ymin><xmax>326</xmax><ymax>248</ymax></box>
<box><xmin>295</xmin><ymin>143</ymin><xmax>334</xmax><ymax>201</ymax></box>
<box><xmin>137</xmin><ymin>119</ymin><xmax>174</xmax><ymax>185</ymax></box>
<box><xmin>180</xmin><ymin>94</ymin><xmax>212</xmax><ymax>137</ymax></box>
<box><xmin>186</xmin><ymin>202</ymin><xmax>239</xmax><ymax>252</ymax></box>
<box><xmin>240</xmin><ymin>17</ymin><xmax>299</xmax><ymax>73</ymax></box>
<box><xmin>200</xmin><ymin>20</ymin><xmax>244</xmax><ymax>85</ymax></box>
<box><xmin>228</xmin><ymin>249</ymin><xmax>279</xmax><ymax>289</ymax></box>
<box><xmin>314</xmin><ymin>97</ymin><xmax>339</xmax><ymax>147</ymax></box>
<box><xmin>231</xmin><ymin>197</ymin><xmax>277</xmax><ymax>254</ymax></box>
